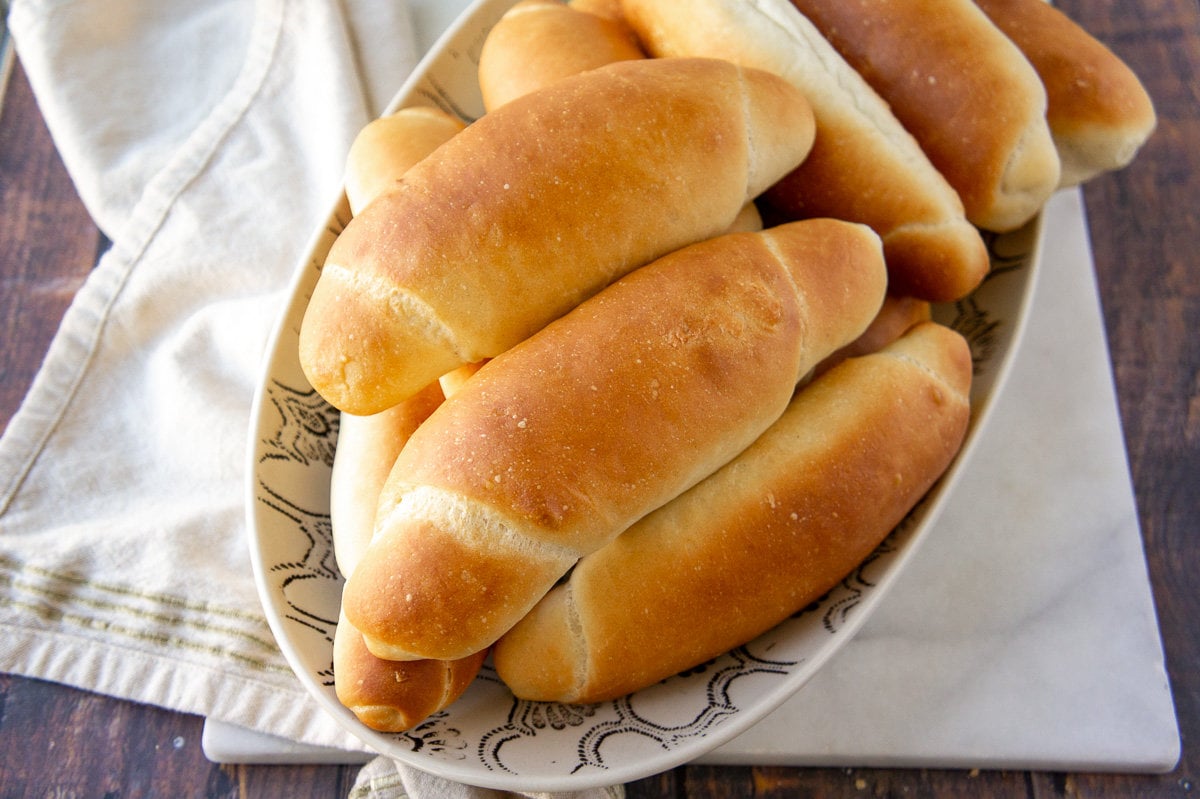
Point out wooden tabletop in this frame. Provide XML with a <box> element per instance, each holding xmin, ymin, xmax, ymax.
<box><xmin>1</xmin><ymin>2</ymin><xmax>1196</xmax><ymax>796</ymax></box>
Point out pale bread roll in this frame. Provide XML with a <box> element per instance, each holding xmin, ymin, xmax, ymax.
<box><xmin>299</xmin><ymin>57</ymin><xmax>816</xmax><ymax>415</ymax></box>
<box><xmin>330</xmin><ymin>383</ymin><xmax>487</xmax><ymax>732</ymax></box>
<box><xmin>621</xmin><ymin>0</ymin><xmax>989</xmax><ymax>302</ymax></box>
<box><xmin>330</xmin><ymin>383</ymin><xmax>446</xmax><ymax>576</ymax></box>
<box><xmin>438</xmin><ymin>361</ymin><xmax>488</xmax><ymax>399</ymax></box>
<box><xmin>973</xmin><ymin>0</ymin><xmax>1156</xmax><ymax>187</ymax></box>
<box><xmin>479</xmin><ymin>0</ymin><xmax>645</xmax><ymax>111</ymax></box>
<box><xmin>333</xmin><ymin>628</ymin><xmax>487</xmax><ymax>731</ymax></box>
<box><xmin>342</xmin><ymin>218</ymin><xmax>887</xmax><ymax>662</ymax></box>
<box><xmin>727</xmin><ymin>201</ymin><xmax>764</xmax><ymax>234</ymax></box>
<box><xmin>788</xmin><ymin>0</ymin><xmax>1061</xmax><ymax>232</ymax></box>
<box><xmin>494</xmin><ymin>321</ymin><xmax>972</xmax><ymax>703</ymax></box>
<box><xmin>343</xmin><ymin>107</ymin><xmax>466</xmax><ymax>215</ymax></box>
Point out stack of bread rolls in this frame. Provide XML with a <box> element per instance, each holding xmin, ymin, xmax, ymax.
<box><xmin>299</xmin><ymin>56</ymin><xmax>815</xmax><ymax>415</ymax></box>
<box><xmin>303</xmin><ymin>0</ymin><xmax>1155</xmax><ymax>729</ymax></box>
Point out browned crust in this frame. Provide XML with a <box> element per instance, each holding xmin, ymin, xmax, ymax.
<box><xmin>569</xmin><ymin>0</ymin><xmax>628</xmax><ymax>22</ymax></box>
<box><xmin>343</xmin><ymin>219</ymin><xmax>886</xmax><ymax>661</ymax></box>
<box><xmin>812</xmin><ymin>292</ymin><xmax>932</xmax><ymax>378</ymax></box>
<box><xmin>329</xmin><ymin>380</ymin><xmax>445</xmax><ymax>576</ymax></box>
<box><xmin>788</xmin><ymin>0</ymin><xmax>1060</xmax><ymax>231</ymax></box>
<box><xmin>328</xmin><ymin>383</ymin><xmax>484</xmax><ymax>728</ymax></box>
<box><xmin>344</xmin><ymin>516</ymin><xmax>574</xmax><ymax>661</ymax></box>
<box><xmin>973</xmin><ymin>0</ymin><xmax>1156</xmax><ymax>186</ymax></box>
<box><xmin>299</xmin><ymin>57</ymin><xmax>814</xmax><ymax>414</ymax></box>
<box><xmin>494</xmin><ymin>321</ymin><xmax>972</xmax><ymax>703</ymax></box>
<box><xmin>389</xmin><ymin>220</ymin><xmax>883</xmax><ymax>548</ymax></box>
<box><xmin>621</xmin><ymin>0</ymin><xmax>991</xmax><ymax>301</ymax></box>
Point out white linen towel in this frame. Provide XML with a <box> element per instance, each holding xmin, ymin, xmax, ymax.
<box><xmin>0</xmin><ymin>1</ymin><xmax>617</xmax><ymax>796</ymax></box>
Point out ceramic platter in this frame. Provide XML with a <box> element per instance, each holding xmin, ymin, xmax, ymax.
<box><xmin>246</xmin><ymin>0</ymin><xmax>1044</xmax><ymax>790</ymax></box>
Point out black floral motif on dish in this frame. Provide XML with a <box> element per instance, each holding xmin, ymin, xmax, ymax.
<box><xmin>259</xmin><ymin>380</ymin><xmax>339</xmax><ymax>467</ymax></box>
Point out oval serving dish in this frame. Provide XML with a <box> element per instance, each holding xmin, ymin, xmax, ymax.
<box><xmin>246</xmin><ymin>0</ymin><xmax>1044</xmax><ymax>790</ymax></box>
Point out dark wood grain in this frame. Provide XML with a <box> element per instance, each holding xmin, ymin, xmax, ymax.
<box><xmin>1058</xmin><ymin>3</ymin><xmax>1200</xmax><ymax>799</ymax></box>
<box><xmin>1</xmin><ymin>2</ymin><xmax>1197</xmax><ymax>796</ymax></box>
<box><xmin>0</xmin><ymin>56</ymin><xmax>101</xmax><ymax>437</ymax></box>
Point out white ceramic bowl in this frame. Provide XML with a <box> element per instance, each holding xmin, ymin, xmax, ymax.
<box><xmin>246</xmin><ymin>0</ymin><xmax>1044</xmax><ymax>790</ymax></box>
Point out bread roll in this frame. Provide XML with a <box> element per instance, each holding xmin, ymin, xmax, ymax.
<box><xmin>621</xmin><ymin>0</ymin><xmax>989</xmax><ymax>302</ymax></box>
<box><xmin>299</xmin><ymin>57</ymin><xmax>817</xmax><ymax>415</ymax></box>
<box><xmin>480</xmin><ymin>14</ymin><xmax>764</xmax><ymax>234</ymax></box>
<box><xmin>333</xmin><ymin>628</ymin><xmax>487</xmax><ymax>732</ymax></box>
<box><xmin>342</xmin><ymin>218</ymin><xmax>887</xmax><ymax>662</ymax></box>
<box><xmin>972</xmin><ymin>0</ymin><xmax>1156</xmax><ymax>188</ymax></box>
<box><xmin>438</xmin><ymin>361</ymin><xmax>488</xmax><ymax>399</ymax></box>
<box><xmin>479</xmin><ymin>0</ymin><xmax>645</xmax><ymax>111</ymax></box>
<box><xmin>494</xmin><ymin>321</ymin><xmax>972</xmax><ymax>703</ymax></box>
<box><xmin>331</xmin><ymin>98</ymin><xmax>469</xmax><ymax>572</ymax></box>
<box><xmin>330</xmin><ymin>384</ymin><xmax>487</xmax><ymax>732</ymax></box>
<box><xmin>343</xmin><ymin>107</ymin><xmax>466</xmax><ymax>215</ymax></box>
<box><xmin>812</xmin><ymin>293</ymin><xmax>931</xmax><ymax>378</ymax></box>
<box><xmin>568</xmin><ymin>0</ymin><xmax>627</xmax><ymax>22</ymax></box>
<box><xmin>728</xmin><ymin>201</ymin><xmax>764</xmax><ymax>234</ymax></box>
<box><xmin>788</xmin><ymin>0</ymin><xmax>1060</xmax><ymax>232</ymax></box>
<box><xmin>329</xmin><ymin>108</ymin><xmax>493</xmax><ymax>730</ymax></box>
<box><xmin>330</xmin><ymin>383</ymin><xmax>446</xmax><ymax>576</ymax></box>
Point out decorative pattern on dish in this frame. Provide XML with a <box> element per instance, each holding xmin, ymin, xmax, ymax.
<box><xmin>258</xmin><ymin>381</ymin><xmax>339</xmax><ymax>468</ymax></box>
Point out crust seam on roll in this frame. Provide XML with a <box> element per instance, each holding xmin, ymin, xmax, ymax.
<box><xmin>380</xmin><ymin>484</ymin><xmax>586</xmax><ymax>563</ymax></box>
<box><xmin>1001</xmin><ymin>124</ymin><xmax>1055</xmax><ymax>202</ymax></box>
<box><xmin>748</xmin><ymin>0</ymin><xmax>828</xmax><ymax>75</ymax></box>
<box><xmin>885</xmin><ymin>350</ymin><xmax>970</xmax><ymax>402</ymax></box>
<box><xmin>435</xmin><ymin>660</ymin><xmax>455</xmax><ymax>709</ymax></box>
<box><xmin>563</xmin><ymin>584</ymin><xmax>589</xmax><ymax>700</ymax></box>
<box><xmin>735</xmin><ymin>66</ymin><xmax>759</xmax><ymax>204</ymax></box>
<box><xmin>882</xmin><ymin>216</ymin><xmax>970</xmax><ymax>241</ymax></box>
<box><xmin>322</xmin><ymin>262</ymin><xmax>470</xmax><ymax>362</ymax></box>
<box><xmin>759</xmin><ymin>231</ymin><xmax>812</xmax><ymax>350</ymax></box>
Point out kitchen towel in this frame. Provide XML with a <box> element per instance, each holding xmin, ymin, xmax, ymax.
<box><xmin>0</xmin><ymin>1</ymin><xmax>607</xmax><ymax>796</ymax></box>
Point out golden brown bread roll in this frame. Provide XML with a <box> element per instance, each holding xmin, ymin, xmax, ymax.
<box><xmin>972</xmin><ymin>0</ymin><xmax>1156</xmax><ymax>188</ymax></box>
<box><xmin>299</xmin><ymin>57</ymin><xmax>817</xmax><ymax>415</ymax></box>
<box><xmin>330</xmin><ymin>385</ymin><xmax>487</xmax><ymax>732</ymax></box>
<box><xmin>494</xmin><ymin>321</ymin><xmax>972</xmax><ymax>703</ymax></box>
<box><xmin>479</xmin><ymin>0</ymin><xmax>646</xmax><ymax>111</ymax></box>
<box><xmin>788</xmin><ymin>0</ymin><xmax>1060</xmax><ymax>232</ymax></box>
<box><xmin>342</xmin><ymin>218</ymin><xmax>888</xmax><ymax>662</ymax></box>
<box><xmin>620</xmin><ymin>0</ymin><xmax>989</xmax><ymax>302</ymax></box>
<box><xmin>343</xmin><ymin>107</ymin><xmax>466</xmax><ymax>216</ymax></box>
